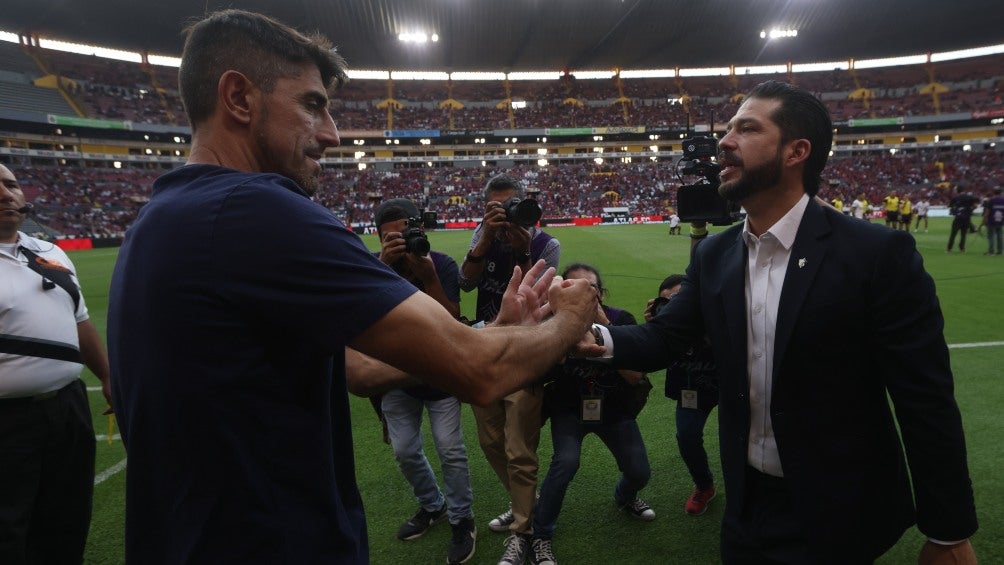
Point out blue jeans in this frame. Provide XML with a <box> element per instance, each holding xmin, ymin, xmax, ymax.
<box><xmin>987</xmin><ymin>224</ymin><xmax>1002</xmax><ymax>254</ymax></box>
<box><xmin>382</xmin><ymin>390</ymin><xmax>473</xmax><ymax>523</ymax></box>
<box><xmin>675</xmin><ymin>401</ymin><xmax>714</xmax><ymax>490</ymax></box>
<box><xmin>533</xmin><ymin>412</ymin><xmax>651</xmax><ymax>539</ymax></box>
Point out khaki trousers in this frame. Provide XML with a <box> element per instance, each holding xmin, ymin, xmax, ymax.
<box><xmin>471</xmin><ymin>386</ymin><xmax>543</xmax><ymax>534</ymax></box>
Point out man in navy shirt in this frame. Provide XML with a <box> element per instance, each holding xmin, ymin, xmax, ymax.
<box><xmin>108</xmin><ymin>10</ymin><xmax>595</xmax><ymax>564</ymax></box>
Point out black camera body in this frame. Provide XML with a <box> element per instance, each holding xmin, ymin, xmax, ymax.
<box><xmin>502</xmin><ymin>197</ymin><xmax>542</xmax><ymax>227</ymax></box>
<box><xmin>402</xmin><ymin>217</ymin><xmax>431</xmax><ymax>256</ymax></box>
<box><xmin>650</xmin><ymin>296</ymin><xmax>671</xmax><ymax>317</ymax></box>
<box><xmin>677</xmin><ymin>136</ymin><xmax>743</xmax><ymax>226</ymax></box>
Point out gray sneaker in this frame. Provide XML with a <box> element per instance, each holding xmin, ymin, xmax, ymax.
<box><xmin>488</xmin><ymin>506</ymin><xmax>515</xmax><ymax>533</ymax></box>
<box><xmin>530</xmin><ymin>537</ymin><xmax>557</xmax><ymax>565</ymax></box>
<box><xmin>497</xmin><ymin>533</ymin><xmax>530</xmax><ymax>565</ymax></box>
<box><xmin>396</xmin><ymin>501</ymin><xmax>448</xmax><ymax>541</ymax></box>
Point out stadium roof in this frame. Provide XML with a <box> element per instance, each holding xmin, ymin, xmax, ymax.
<box><xmin>1</xmin><ymin>0</ymin><xmax>1002</xmax><ymax>73</ymax></box>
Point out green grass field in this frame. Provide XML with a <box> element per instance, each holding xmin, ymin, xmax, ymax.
<box><xmin>72</xmin><ymin>218</ymin><xmax>1003</xmax><ymax>564</ymax></box>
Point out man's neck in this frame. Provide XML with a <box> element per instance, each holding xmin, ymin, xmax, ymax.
<box><xmin>742</xmin><ymin>182</ymin><xmax>807</xmax><ymax>237</ymax></box>
<box><xmin>188</xmin><ymin>127</ymin><xmax>259</xmax><ymax>173</ymax></box>
<box><xmin>0</xmin><ymin>227</ymin><xmax>19</xmax><ymax>244</ymax></box>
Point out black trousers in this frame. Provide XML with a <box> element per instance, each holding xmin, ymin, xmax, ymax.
<box><xmin>947</xmin><ymin>217</ymin><xmax>971</xmax><ymax>251</ymax></box>
<box><xmin>0</xmin><ymin>379</ymin><xmax>96</xmax><ymax>565</ymax></box>
<box><xmin>720</xmin><ymin>467</ymin><xmax>875</xmax><ymax>565</ymax></box>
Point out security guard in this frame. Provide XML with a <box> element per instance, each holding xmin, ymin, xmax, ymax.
<box><xmin>0</xmin><ymin>164</ymin><xmax>111</xmax><ymax>564</ymax></box>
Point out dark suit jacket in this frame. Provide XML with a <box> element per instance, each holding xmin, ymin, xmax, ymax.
<box><xmin>610</xmin><ymin>198</ymin><xmax>977</xmax><ymax>560</ymax></box>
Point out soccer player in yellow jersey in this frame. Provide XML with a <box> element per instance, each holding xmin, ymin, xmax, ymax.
<box><xmin>831</xmin><ymin>195</ymin><xmax>844</xmax><ymax>213</ymax></box>
<box><xmin>898</xmin><ymin>197</ymin><xmax>912</xmax><ymax>231</ymax></box>
<box><xmin>884</xmin><ymin>193</ymin><xmax>899</xmax><ymax>227</ymax></box>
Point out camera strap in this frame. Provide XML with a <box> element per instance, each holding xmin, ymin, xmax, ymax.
<box><xmin>18</xmin><ymin>246</ymin><xmax>81</xmax><ymax>311</ymax></box>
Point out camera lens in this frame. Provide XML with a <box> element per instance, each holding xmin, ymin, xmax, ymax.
<box><xmin>505</xmin><ymin>198</ymin><xmax>542</xmax><ymax>227</ymax></box>
<box><xmin>405</xmin><ymin>232</ymin><xmax>430</xmax><ymax>256</ymax></box>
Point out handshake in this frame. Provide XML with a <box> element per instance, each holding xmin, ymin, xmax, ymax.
<box><xmin>492</xmin><ymin>259</ymin><xmax>595</xmax><ymax>329</ymax></box>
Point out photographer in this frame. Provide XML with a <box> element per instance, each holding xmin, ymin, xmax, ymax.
<box><xmin>372</xmin><ymin>198</ymin><xmax>476</xmax><ymax>564</ymax></box>
<box><xmin>646</xmin><ymin>275</ymin><xmax>719</xmax><ymax>517</ymax></box>
<box><xmin>530</xmin><ymin>263</ymin><xmax>654</xmax><ymax>565</ymax></box>
<box><xmin>458</xmin><ymin>173</ymin><xmax>560</xmax><ymax>564</ymax></box>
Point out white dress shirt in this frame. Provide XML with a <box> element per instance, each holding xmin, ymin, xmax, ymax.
<box><xmin>742</xmin><ymin>193</ymin><xmax>810</xmax><ymax>477</ymax></box>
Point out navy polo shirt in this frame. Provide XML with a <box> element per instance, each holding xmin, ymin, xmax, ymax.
<box><xmin>109</xmin><ymin>165</ymin><xmax>417</xmax><ymax>564</ymax></box>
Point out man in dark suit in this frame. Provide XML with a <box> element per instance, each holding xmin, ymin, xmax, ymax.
<box><xmin>581</xmin><ymin>81</ymin><xmax>977</xmax><ymax>564</ymax></box>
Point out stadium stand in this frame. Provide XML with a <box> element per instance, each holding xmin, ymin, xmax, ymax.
<box><xmin>1</xmin><ymin>47</ymin><xmax>1002</xmax><ymax>128</ymax></box>
<box><xmin>1</xmin><ymin>44</ymin><xmax>1002</xmax><ymax>238</ymax></box>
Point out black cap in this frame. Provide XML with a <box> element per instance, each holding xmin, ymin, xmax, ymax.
<box><xmin>374</xmin><ymin>198</ymin><xmax>421</xmax><ymax>226</ymax></box>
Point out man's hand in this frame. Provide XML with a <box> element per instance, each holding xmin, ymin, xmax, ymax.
<box><xmin>399</xmin><ymin>251</ymin><xmax>438</xmax><ymax>284</ymax></box>
<box><xmin>507</xmin><ymin>223</ymin><xmax>532</xmax><ymax>255</ymax></box>
<box><xmin>493</xmin><ymin>259</ymin><xmax>555</xmax><ymax>327</ymax></box>
<box><xmin>572</xmin><ymin>328</ymin><xmax>607</xmax><ymax>358</ymax></box>
<box><xmin>593</xmin><ymin>300</ymin><xmax>609</xmax><ymax>325</ymax></box>
<box><xmin>481</xmin><ymin>201</ymin><xmax>508</xmax><ymax>241</ymax></box>
<box><xmin>643</xmin><ymin>298</ymin><xmax>656</xmax><ymax>322</ymax></box>
<box><xmin>919</xmin><ymin>539</ymin><xmax>976</xmax><ymax>565</ymax></box>
<box><xmin>378</xmin><ymin>231</ymin><xmax>407</xmax><ymax>265</ymax></box>
<box><xmin>547</xmin><ymin>276</ymin><xmax>597</xmax><ymax>327</ymax></box>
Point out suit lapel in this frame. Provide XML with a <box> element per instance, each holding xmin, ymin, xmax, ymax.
<box><xmin>718</xmin><ymin>229</ymin><xmax>747</xmax><ymax>356</ymax></box>
<box><xmin>773</xmin><ymin>200</ymin><xmax>831</xmax><ymax>384</ymax></box>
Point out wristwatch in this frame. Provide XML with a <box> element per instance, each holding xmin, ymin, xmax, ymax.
<box><xmin>590</xmin><ymin>324</ymin><xmax>604</xmax><ymax>347</ymax></box>
<box><xmin>465</xmin><ymin>250</ymin><xmax>485</xmax><ymax>263</ymax></box>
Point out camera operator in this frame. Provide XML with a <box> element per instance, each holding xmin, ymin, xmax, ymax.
<box><xmin>458</xmin><ymin>173</ymin><xmax>560</xmax><ymax>564</ymax></box>
<box><xmin>372</xmin><ymin>198</ymin><xmax>476</xmax><ymax>564</ymax></box>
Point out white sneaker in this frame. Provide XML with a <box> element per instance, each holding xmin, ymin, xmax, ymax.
<box><xmin>619</xmin><ymin>497</ymin><xmax>656</xmax><ymax>521</ymax></box>
<box><xmin>488</xmin><ymin>506</ymin><xmax>515</xmax><ymax>533</ymax></box>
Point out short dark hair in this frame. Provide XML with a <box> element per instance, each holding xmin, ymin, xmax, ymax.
<box><xmin>179</xmin><ymin>9</ymin><xmax>348</xmax><ymax>129</ymax></box>
<box><xmin>659</xmin><ymin>274</ymin><xmax>685</xmax><ymax>293</ymax></box>
<box><xmin>747</xmin><ymin>81</ymin><xmax>832</xmax><ymax>196</ymax></box>
<box><xmin>483</xmin><ymin>173</ymin><xmax>524</xmax><ymax>200</ymax></box>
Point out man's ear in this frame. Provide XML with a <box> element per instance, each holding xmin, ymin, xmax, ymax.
<box><xmin>785</xmin><ymin>138</ymin><xmax>811</xmax><ymax>168</ymax></box>
<box><xmin>218</xmin><ymin>70</ymin><xmax>256</xmax><ymax>125</ymax></box>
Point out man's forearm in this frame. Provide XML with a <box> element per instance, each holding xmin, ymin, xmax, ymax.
<box><xmin>345</xmin><ymin>347</ymin><xmax>421</xmax><ymax>397</ymax></box>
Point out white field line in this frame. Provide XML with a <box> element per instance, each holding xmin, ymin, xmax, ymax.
<box><xmin>948</xmin><ymin>341</ymin><xmax>1004</xmax><ymax>349</ymax></box>
<box><xmin>94</xmin><ymin>458</ymin><xmax>127</xmax><ymax>486</ymax></box>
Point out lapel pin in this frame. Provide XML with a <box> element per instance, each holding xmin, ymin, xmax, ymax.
<box><xmin>798</xmin><ymin>258</ymin><xmax>807</xmax><ymax>268</ymax></box>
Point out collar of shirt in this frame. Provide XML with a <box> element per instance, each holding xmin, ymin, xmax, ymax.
<box><xmin>16</xmin><ymin>231</ymin><xmax>46</xmax><ymax>251</ymax></box>
<box><xmin>741</xmin><ymin>193</ymin><xmax>810</xmax><ymax>250</ymax></box>
<box><xmin>0</xmin><ymin>232</ymin><xmax>29</xmax><ymax>260</ymax></box>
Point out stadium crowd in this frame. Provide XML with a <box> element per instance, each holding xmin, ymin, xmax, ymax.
<box><xmin>2</xmin><ymin>45</ymin><xmax>1001</xmax><ymax>130</ymax></box>
<box><xmin>9</xmin><ymin>148</ymin><xmax>1002</xmax><ymax>239</ymax></box>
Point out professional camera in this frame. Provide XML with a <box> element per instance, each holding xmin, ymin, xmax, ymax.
<box><xmin>677</xmin><ymin>136</ymin><xmax>742</xmax><ymax>226</ymax></box>
<box><xmin>650</xmin><ymin>296</ymin><xmax>671</xmax><ymax>317</ymax></box>
<box><xmin>502</xmin><ymin>197</ymin><xmax>542</xmax><ymax>227</ymax></box>
<box><xmin>402</xmin><ymin>217</ymin><xmax>431</xmax><ymax>256</ymax></box>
